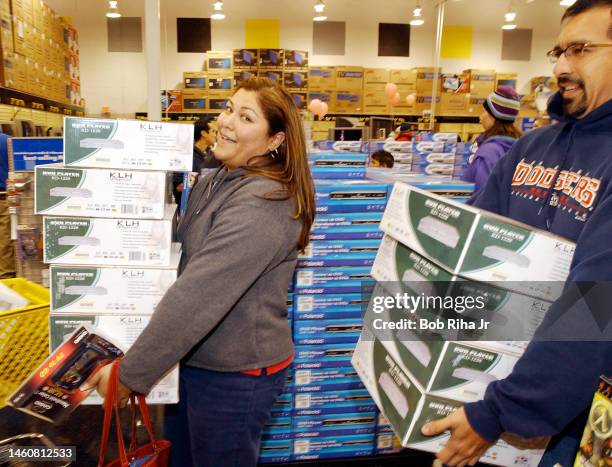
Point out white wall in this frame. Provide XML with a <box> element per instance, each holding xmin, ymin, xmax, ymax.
<box><xmin>46</xmin><ymin>0</ymin><xmax>565</xmax><ymax>116</ymax></box>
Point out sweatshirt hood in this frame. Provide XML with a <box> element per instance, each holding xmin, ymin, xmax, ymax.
<box><xmin>547</xmin><ymin>92</ymin><xmax>612</xmax><ymax>131</ymax></box>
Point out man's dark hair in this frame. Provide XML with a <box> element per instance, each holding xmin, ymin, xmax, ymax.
<box><xmin>371</xmin><ymin>150</ymin><xmax>394</xmax><ymax>168</ymax></box>
<box><xmin>562</xmin><ymin>0</ymin><xmax>612</xmax><ymax>23</ymax></box>
<box><xmin>194</xmin><ymin>116</ymin><xmax>213</xmax><ymax>141</ymax></box>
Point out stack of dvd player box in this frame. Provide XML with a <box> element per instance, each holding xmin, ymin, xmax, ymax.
<box><xmin>350</xmin><ymin>182</ymin><xmax>577</xmax><ymax>466</ymax></box>
<box><xmin>38</xmin><ymin>116</ymin><xmax>193</xmax><ymax>405</ymax></box>
<box><xmin>369</xmin><ymin>132</ymin><xmax>472</xmax><ymax>178</ymax></box>
<box><xmin>287</xmin><ymin>151</ymin><xmax>390</xmax><ymax>461</ymax></box>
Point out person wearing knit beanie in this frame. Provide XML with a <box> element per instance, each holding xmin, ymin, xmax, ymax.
<box><xmin>483</xmin><ymin>86</ymin><xmax>521</xmax><ymax>122</ymax></box>
<box><xmin>461</xmin><ymin>86</ymin><xmax>523</xmax><ymax>193</ymax></box>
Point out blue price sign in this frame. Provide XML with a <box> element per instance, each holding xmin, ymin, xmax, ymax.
<box><xmin>11</xmin><ymin>137</ymin><xmax>63</xmax><ymax>172</ymax></box>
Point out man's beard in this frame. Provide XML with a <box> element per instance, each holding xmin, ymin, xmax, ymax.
<box><xmin>559</xmin><ymin>76</ymin><xmax>588</xmax><ymax>117</ymax></box>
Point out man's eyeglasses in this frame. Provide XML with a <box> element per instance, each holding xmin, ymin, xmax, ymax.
<box><xmin>546</xmin><ymin>42</ymin><xmax>612</xmax><ymax>63</ymax></box>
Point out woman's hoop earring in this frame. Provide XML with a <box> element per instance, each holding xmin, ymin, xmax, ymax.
<box><xmin>270</xmin><ymin>148</ymin><xmax>279</xmax><ymax>159</ymax></box>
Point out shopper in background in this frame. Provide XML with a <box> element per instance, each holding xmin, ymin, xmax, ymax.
<box><xmin>172</xmin><ymin>116</ymin><xmax>220</xmax><ymax>206</ymax></box>
<box><xmin>0</xmin><ymin>131</ymin><xmax>14</xmax><ymax>279</ymax></box>
<box><xmin>422</xmin><ymin>1</ymin><xmax>612</xmax><ymax>466</ymax></box>
<box><xmin>461</xmin><ymin>86</ymin><xmax>522</xmax><ymax>194</ymax></box>
<box><xmin>370</xmin><ymin>150</ymin><xmax>395</xmax><ymax>168</ymax></box>
<box><xmin>84</xmin><ymin>77</ymin><xmax>315</xmax><ymax>466</ymax></box>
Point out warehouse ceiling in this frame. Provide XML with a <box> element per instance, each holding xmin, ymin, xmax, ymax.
<box><xmin>46</xmin><ymin>0</ymin><xmax>565</xmax><ymax>35</ymax></box>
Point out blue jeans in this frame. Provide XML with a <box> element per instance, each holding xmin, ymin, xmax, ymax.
<box><xmin>164</xmin><ymin>365</ymin><xmax>288</xmax><ymax>467</ymax></box>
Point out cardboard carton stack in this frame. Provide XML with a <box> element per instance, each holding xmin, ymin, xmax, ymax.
<box><xmin>368</xmin><ymin>132</ymin><xmax>472</xmax><ymax>180</ymax></box>
<box><xmin>38</xmin><ymin>116</ymin><xmax>194</xmax><ymax>404</ymax></box>
<box><xmin>351</xmin><ymin>182</ymin><xmax>576</xmax><ymax>465</ymax></box>
<box><xmin>278</xmin><ymin>151</ymin><xmax>393</xmax><ymax>461</ymax></box>
<box><xmin>0</xmin><ymin>0</ymin><xmax>77</xmax><ymax>104</ymax></box>
<box><xmin>168</xmin><ymin>48</ymin><xmax>309</xmax><ymax>114</ymax></box>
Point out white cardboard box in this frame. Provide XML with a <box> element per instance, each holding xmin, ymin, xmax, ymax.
<box><xmin>49</xmin><ymin>314</ymin><xmax>178</xmax><ymax>404</ymax></box>
<box><xmin>351</xmin><ymin>329</ymin><xmax>544</xmax><ymax>466</ymax></box>
<box><xmin>49</xmin><ymin>244</ymin><xmax>181</xmax><ymax>314</ymax></box>
<box><xmin>380</xmin><ymin>182</ymin><xmax>574</xmax><ymax>300</ymax></box>
<box><xmin>63</xmin><ymin>117</ymin><xmax>193</xmax><ymax>172</ymax></box>
<box><xmin>35</xmin><ymin>165</ymin><xmax>171</xmax><ymax>219</ymax></box>
<box><xmin>370</xmin><ymin>235</ymin><xmax>549</xmax><ymax>355</ymax></box>
<box><xmin>43</xmin><ymin>205</ymin><xmax>176</xmax><ymax>266</ymax></box>
<box><xmin>361</xmin><ymin>299</ymin><xmax>518</xmax><ymax>403</ymax></box>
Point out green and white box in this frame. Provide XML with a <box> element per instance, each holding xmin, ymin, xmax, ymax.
<box><xmin>49</xmin><ymin>244</ymin><xmax>181</xmax><ymax>315</ymax></box>
<box><xmin>352</xmin><ymin>330</ymin><xmax>544</xmax><ymax>466</ymax></box>
<box><xmin>63</xmin><ymin>117</ymin><xmax>193</xmax><ymax>172</ymax></box>
<box><xmin>49</xmin><ymin>314</ymin><xmax>178</xmax><ymax>404</ymax></box>
<box><xmin>43</xmin><ymin>205</ymin><xmax>176</xmax><ymax>266</ymax></box>
<box><xmin>370</xmin><ymin>236</ymin><xmax>550</xmax><ymax>355</ymax></box>
<box><xmin>362</xmin><ymin>303</ymin><xmax>517</xmax><ymax>403</ymax></box>
<box><xmin>35</xmin><ymin>165</ymin><xmax>170</xmax><ymax>219</ymax></box>
<box><xmin>380</xmin><ymin>182</ymin><xmax>574</xmax><ymax>300</ymax></box>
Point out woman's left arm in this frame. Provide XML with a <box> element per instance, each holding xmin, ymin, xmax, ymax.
<box><xmin>118</xmin><ymin>194</ymin><xmax>294</xmax><ymax>394</ymax></box>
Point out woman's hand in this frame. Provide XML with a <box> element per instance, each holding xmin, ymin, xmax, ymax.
<box><xmin>80</xmin><ymin>362</ymin><xmax>133</xmax><ymax>408</ymax></box>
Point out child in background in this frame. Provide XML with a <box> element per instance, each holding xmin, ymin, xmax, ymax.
<box><xmin>461</xmin><ymin>86</ymin><xmax>522</xmax><ymax>194</ymax></box>
<box><xmin>370</xmin><ymin>150</ymin><xmax>394</xmax><ymax>168</ymax></box>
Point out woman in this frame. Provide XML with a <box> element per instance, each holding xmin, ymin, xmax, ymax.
<box><xmin>462</xmin><ymin>86</ymin><xmax>522</xmax><ymax>193</ymax></box>
<box><xmin>85</xmin><ymin>77</ymin><xmax>315</xmax><ymax>466</ymax></box>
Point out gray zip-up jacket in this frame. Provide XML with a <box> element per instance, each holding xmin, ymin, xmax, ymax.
<box><xmin>120</xmin><ymin>167</ymin><xmax>301</xmax><ymax>394</ymax></box>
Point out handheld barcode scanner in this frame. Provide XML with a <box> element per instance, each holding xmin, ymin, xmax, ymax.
<box><xmin>79</xmin><ymin>138</ymin><xmax>124</xmax><ymax>150</ymax></box>
<box><xmin>49</xmin><ymin>187</ymin><xmax>93</xmax><ymax>198</ymax></box>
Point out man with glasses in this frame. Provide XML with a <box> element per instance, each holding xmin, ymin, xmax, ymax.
<box><xmin>422</xmin><ymin>1</ymin><xmax>612</xmax><ymax>465</ymax></box>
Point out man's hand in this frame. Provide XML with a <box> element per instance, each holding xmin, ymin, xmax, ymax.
<box><xmin>421</xmin><ymin>407</ymin><xmax>494</xmax><ymax>467</ymax></box>
<box><xmin>80</xmin><ymin>362</ymin><xmax>133</xmax><ymax>408</ymax></box>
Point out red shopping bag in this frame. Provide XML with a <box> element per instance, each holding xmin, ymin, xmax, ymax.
<box><xmin>98</xmin><ymin>359</ymin><xmax>171</xmax><ymax>467</ymax></box>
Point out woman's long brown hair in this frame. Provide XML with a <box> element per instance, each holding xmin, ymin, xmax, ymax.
<box><xmin>235</xmin><ymin>77</ymin><xmax>315</xmax><ymax>252</ymax></box>
<box><xmin>481</xmin><ymin>119</ymin><xmax>523</xmax><ymax>142</ymax></box>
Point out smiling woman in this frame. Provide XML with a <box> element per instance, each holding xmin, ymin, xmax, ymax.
<box><xmin>86</xmin><ymin>77</ymin><xmax>315</xmax><ymax>467</ymax></box>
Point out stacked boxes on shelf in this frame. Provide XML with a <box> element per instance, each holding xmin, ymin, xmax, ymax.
<box><xmin>288</xmin><ymin>150</ymin><xmax>391</xmax><ymax>461</ymax></box>
<box><xmin>351</xmin><ymin>182</ymin><xmax>576</xmax><ymax>466</ymax></box>
<box><xmin>7</xmin><ymin>136</ymin><xmax>64</xmax><ymax>286</ymax></box>
<box><xmin>37</xmin><ymin>116</ymin><xmax>194</xmax><ymax>404</ymax></box>
<box><xmin>0</xmin><ymin>0</ymin><xmax>77</xmax><ymax>104</ymax></box>
<box><xmin>168</xmin><ymin>48</ymin><xmax>309</xmax><ymax>114</ymax></box>
<box><xmin>368</xmin><ymin>132</ymin><xmax>472</xmax><ymax>180</ymax></box>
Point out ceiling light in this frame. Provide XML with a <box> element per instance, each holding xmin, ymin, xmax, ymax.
<box><xmin>410</xmin><ymin>1</ymin><xmax>424</xmax><ymax>26</ymax></box>
<box><xmin>560</xmin><ymin>0</ymin><xmax>576</xmax><ymax>5</ymax></box>
<box><xmin>211</xmin><ymin>0</ymin><xmax>225</xmax><ymax>20</ymax></box>
<box><xmin>105</xmin><ymin>0</ymin><xmax>121</xmax><ymax>18</ymax></box>
<box><xmin>313</xmin><ymin>0</ymin><xmax>326</xmax><ymax>20</ymax></box>
<box><xmin>504</xmin><ymin>12</ymin><xmax>516</xmax><ymax>21</ymax></box>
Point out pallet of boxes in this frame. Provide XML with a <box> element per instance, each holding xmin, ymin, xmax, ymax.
<box><xmin>351</xmin><ymin>181</ymin><xmax>576</xmax><ymax>466</ymax></box>
<box><xmin>36</xmin><ymin>116</ymin><xmax>193</xmax><ymax>404</ymax></box>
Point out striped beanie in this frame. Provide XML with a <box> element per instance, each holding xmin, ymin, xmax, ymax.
<box><xmin>484</xmin><ymin>86</ymin><xmax>521</xmax><ymax>122</ymax></box>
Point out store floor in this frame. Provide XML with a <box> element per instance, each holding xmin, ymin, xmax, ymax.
<box><xmin>1</xmin><ymin>406</ymin><xmax>444</xmax><ymax>466</ymax></box>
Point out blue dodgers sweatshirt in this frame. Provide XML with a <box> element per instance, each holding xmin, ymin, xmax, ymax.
<box><xmin>464</xmin><ymin>94</ymin><xmax>612</xmax><ymax>442</ymax></box>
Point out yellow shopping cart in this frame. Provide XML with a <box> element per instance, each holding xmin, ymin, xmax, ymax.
<box><xmin>0</xmin><ymin>278</ymin><xmax>50</xmax><ymax>408</ymax></box>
